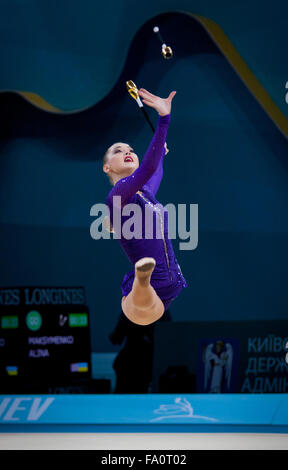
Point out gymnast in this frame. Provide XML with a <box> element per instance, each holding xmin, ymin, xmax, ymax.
<box><xmin>103</xmin><ymin>88</ymin><xmax>187</xmax><ymax>326</ymax></box>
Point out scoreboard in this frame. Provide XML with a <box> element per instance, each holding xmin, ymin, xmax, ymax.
<box><xmin>0</xmin><ymin>287</ymin><xmax>91</xmax><ymax>392</ymax></box>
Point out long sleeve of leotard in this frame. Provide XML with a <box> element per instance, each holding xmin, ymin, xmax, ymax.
<box><xmin>142</xmin><ymin>145</ymin><xmax>166</xmax><ymax>196</ymax></box>
<box><xmin>106</xmin><ymin>113</ymin><xmax>170</xmax><ymax>207</ymax></box>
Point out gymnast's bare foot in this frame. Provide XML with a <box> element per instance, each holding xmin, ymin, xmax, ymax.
<box><xmin>135</xmin><ymin>257</ymin><xmax>156</xmax><ymax>285</ymax></box>
<box><xmin>121</xmin><ymin>256</ymin><xmax>164</xmax><ymax>325</ymax></box>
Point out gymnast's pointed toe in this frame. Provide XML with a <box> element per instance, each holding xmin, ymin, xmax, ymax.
<box><xmin>135</xmin><ymin>257</ymin><xmax>156</xmax><ymax>276</ymax></box>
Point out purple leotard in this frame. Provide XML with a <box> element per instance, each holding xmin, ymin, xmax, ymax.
<box><xmin>106</xmin><ymin>113</ymin><xmax>188</xmax><ymax>310</ymax></box>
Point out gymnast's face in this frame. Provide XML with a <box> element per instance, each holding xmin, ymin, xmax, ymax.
<box><xmin>103</xmin><ymin>142</ymin><xmax>139</xmax><ymax>183</ymax></box>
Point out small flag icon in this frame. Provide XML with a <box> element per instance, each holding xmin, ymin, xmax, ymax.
<box><xmin>6</xmin><ymin>366</ymin><xmax>18</xmax><ymax>376</ymax></box>
<box><xmin>70</xmin><ymin>362</ymin><xmax>88</xmax><ymax>373</ymax></box>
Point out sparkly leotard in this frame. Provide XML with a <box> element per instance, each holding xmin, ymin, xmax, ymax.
<box><xmin>106</xmin><ymin>113</ymin><xmax>188</xmax><ymax>310</ymax></box>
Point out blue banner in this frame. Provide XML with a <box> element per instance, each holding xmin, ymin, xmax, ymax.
<box><xmin>0</xmin><ymin>394</ymin><xmax>287</xmax><ymax>426</ymax></box>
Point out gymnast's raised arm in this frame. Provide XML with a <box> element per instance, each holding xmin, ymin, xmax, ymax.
<box><xmin>106</xmin><ymin>88</ymin><xmax>176</xmax><ymax>207</ymax></box>
<box><xmin>107</xmin><ymin>114</ymin><xmax>170</xmax><ymax>207</ymax></box>
<box><xmin>143</xmin><ymin>142</ymin><xmax>169</xmax><ymax>196</ymax></box>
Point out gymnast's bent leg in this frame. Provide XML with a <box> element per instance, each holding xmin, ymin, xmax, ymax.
<box><xmin>121</xmin><ymin>257</ymin><xmax>165</xmax><ymax>326</ymax></box>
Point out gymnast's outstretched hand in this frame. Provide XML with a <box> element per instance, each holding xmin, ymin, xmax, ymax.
<box><xmin>138</xmin><ymin>88</ymin><xmax>176</xmax><ymax>117</ymax></box>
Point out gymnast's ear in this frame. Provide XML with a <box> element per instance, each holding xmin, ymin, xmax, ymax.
<box><xmin>102</xmin><ymin>148</ymin><xmax>114</xmax><ymax>185</ymax></box>
<box><xmin>103</xmin><ymin>163</ymin><xmax>110</xmax><ymax>174</ymax></box>
<box><xmin>102</xmin><ymin>147</ymin><xmax>111</xmax><ymax>172</ymax></box>
<box><xmin>102</xmin><ymin>162</ymin><xmax>114</xmax><ymax>186</ymax></box>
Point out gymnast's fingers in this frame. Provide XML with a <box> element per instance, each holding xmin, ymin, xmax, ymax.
<box><xmin>167</xmin><ymin>91</ymin><xmax>177</xmax><ymax>101</ymax></box>
<box><xmin>142</xmin><ymin>98</ymin><xmax>155</xmax><ymax>107</ymax></box>
<box><xmin>141</xmin><ymin>94</ymin><xmax>155</xmax><ymax>104</ymax></box>
<box><xmin>139</xmin><ymin>88</ymin><xmax>157</xmax><ymax>99</ymax></box>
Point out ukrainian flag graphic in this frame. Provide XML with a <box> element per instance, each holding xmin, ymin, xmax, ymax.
<box><xmin>6</xmin><ymin>366</ymin><xmax>18</xmax><ymax>376</ymax></box>
<box><xmin>70</xmin><ymin>362</ymin><xmax>88</xmax><ymax>373</ymax></box>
